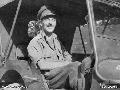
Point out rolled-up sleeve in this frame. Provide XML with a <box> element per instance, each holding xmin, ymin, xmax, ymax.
<box><xmin>27</xmin><ymin>39</ymin><xmax>43</xmax><ymax>64</ymax></box>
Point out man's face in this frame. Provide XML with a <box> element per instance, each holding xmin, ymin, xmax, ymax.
<box><xmin>42</xmin><ymin>17</ymin><xmax>56</xmax><ymax>33</ymax></box>
<box><xmin>0</xmin><ymin>83</ymin><xmax>23</xmax><ymax>90</ymax></box>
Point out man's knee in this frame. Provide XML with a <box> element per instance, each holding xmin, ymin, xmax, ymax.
<box><xmin>82</xmin><ymin>57</ymin><xmax>92</xmax><ymax>68</ymax></box>
<box><xmin>66</xmin><ymin>61</ymin><xmax>81</xmax><ymax>70</ymax></box>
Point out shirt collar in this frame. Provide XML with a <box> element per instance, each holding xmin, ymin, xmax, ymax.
<box><xmin>39</xmin><ymin>30</ymin><xmax>57</xmax><ymax>40</ymax></box>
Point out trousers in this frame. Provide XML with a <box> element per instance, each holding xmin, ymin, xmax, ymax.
<box><xmin>44</xmin><ymin>61</ymin><xmax>85</xmax><ymax>90</ymax></box>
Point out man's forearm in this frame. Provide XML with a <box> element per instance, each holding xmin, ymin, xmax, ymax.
<box><xmin>37</xmin><ymin>60</ymin><xmax>71</xmax><ymax>70</ymax></box>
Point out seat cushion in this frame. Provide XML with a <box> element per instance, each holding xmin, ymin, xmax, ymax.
<box><xmin>98</xmin><ymin>59</ymin><xmax>120</xmax><ymax>81</ymax></box>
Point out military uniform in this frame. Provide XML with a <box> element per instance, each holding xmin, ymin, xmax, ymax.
<box><xmin>27</xmin><ymin>30</ymin><xmax>72</xmax><ymax>63</ymax></box>
<box><xmin>27</xmin><ymin>30</ymin><xmax>87</xmax><ymax>90</ymax></box>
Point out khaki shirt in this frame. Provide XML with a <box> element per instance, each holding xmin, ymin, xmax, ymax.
<box><xmin>27</xmin><ymin>31</ymin><xmax>72</xmax><ymax>64</ymax></box>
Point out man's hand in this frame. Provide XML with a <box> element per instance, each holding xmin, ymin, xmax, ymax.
<box><xmin>81</xmin><ymin>57</ymin><xmax>92</xmax><ymax>75</ymax></box>
<box><xmin>63</xmin><ymin>51</ymin><xmax>72</xmax><ymax>61</ymax></box>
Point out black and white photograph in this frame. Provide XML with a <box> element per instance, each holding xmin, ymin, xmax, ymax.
<box><xmin>0</xmin><ymin>0</ymin><xmax>120</xmax><ymax>90</ymax></box>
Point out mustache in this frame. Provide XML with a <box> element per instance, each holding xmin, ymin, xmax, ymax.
<box><xmin>46</xmin><ymin>23</ymin><xmax>55</xmax><ymax>27</ymax></box>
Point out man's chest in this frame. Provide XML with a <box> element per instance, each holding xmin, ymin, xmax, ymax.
<box><xmin>39</xmin><ymin>39</ymin><xmax>64</xmax><ymax>61</ymax></box>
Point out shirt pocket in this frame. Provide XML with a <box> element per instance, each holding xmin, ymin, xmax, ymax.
<box><xmin>44</xmin><ymin>48</ymin><xmax>58</xmax><ymax>61</ymax></box>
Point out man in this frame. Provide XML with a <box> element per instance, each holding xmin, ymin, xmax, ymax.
<box><xmin>27</xmin><ymin>5</ymin><xmax>92</xmax><ymax>90</ymax></box>
<box><xmin>0</xmin><ymin>70</ymin><xmax>26</xmax><ymax>90</ymax></box>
